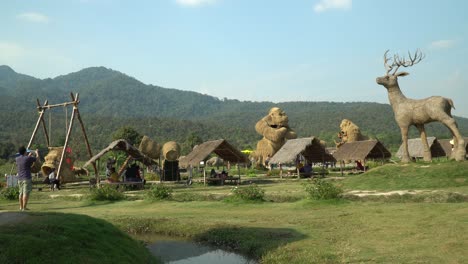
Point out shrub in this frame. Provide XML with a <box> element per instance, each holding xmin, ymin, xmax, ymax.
<box><xmin>89</xmin><ymin>185</ymin><xmax>125</xmax><ymax>201</ymax></box>
<box><xmin>146</xmin><ymin>184</ymin><xmax>173</xmax><ymax>201</ymax></box>
<box><xmin>303</xmin><ymin>179</ymin><xmax>343</xmax><ymax>200</ymax></box>
<box><xmin>0</xmin><ymin>186</ymin><xmax>20</xmax><ymax>200</ymax></box>
<box><xmin>231</xmin><ymin>184</ymin><xmax>265</xmax><ymax>201</ymax></box>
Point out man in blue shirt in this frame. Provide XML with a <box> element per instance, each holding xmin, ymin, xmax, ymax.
<box><xmin>16</xmin><ymin>146</ymin><xmax>40</xmax><ymax>211</ymax></box>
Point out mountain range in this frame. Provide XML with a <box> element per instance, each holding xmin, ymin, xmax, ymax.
<box><xmin>1</xmin><ymin>65</ymin><xmax>467</xmax><ymax>159</ymax></box>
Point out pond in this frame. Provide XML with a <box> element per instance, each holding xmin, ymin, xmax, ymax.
<box><xmin>145</xmin><ymin>236</ymin><xmax>257</xmax><ymax>264</ymax></box>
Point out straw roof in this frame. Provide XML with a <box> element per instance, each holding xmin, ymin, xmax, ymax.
<box><xmin>84</xmin><ymin>139</ymin><xmax>156</xmax><ymax>167</ymax></box>
<box><xmin>269</xmin><ymin>137</ymin><xmax>335</xmax><ymax>164</ymax></box>
<box><xmin>333</xmin><ymin>140</ymin><xmax>391</xmax><ymax>161</ymax></box>
<box><xmin>179</xmin><ymin>139</ymin><xmax>248</xmax><ymax>168</ymax></box>
<box><xmin>395</xmin><ymin>137</ymin><xmax>445</xmax><ymax>159</ymax></box>
<box><xmin>438</xmin><ymin>137</ymin><xmax>468</xmax><ymax>157</ymax></box>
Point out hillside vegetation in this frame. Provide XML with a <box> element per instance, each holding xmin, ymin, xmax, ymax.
<box><xmin>1</xmin><ymin>65</ymin><xmax>467</xmax><ymax>158</ymax></box>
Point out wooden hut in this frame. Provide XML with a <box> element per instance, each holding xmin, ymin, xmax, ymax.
<box><xmin>269</xmin><ymin>137</ymin><xmax>334</xmax><ymax>164</ymax></box>
<box><xmin>333</xmin><ymin>140</ymin><xmax>391</xmax><ymax>175</ymax></box>
<box><xmin>269</xmin><ymin>137</ymin><xmax>335</xmax><ymax>178</ymax></box>
<box><xmin>395</xmin><ymin>137</ymin><xmax>445</xmax><ymax>160</ymax></box>
<box><xmin>333</xmin><ymin>140</ymin><xmax>391</xmax><ymax>161</ymax></box>
<box><xmin>179</xmin><ymin>139</ymin><xmax>248</xmax><ymax>185</ymax></box>
<box><xmin>84</xmin><ymin>139</ymin><xmax>156</xmax><ymax>184</ymax></box>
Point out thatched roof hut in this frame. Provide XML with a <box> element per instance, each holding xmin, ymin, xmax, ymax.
<box><xmin>84</xmin><ymin>139</ymin><xmax>156</xmax><ymax>168</ymax></box>
<box><xmin>269</xmin><ymin>137</ymin><xmax>335</xmax><ymax>165</ymax></box>
<box><xmin>438</xmin><ymin>137</ymin><xmax>468</xmax><ymax>157</ymax></box>
<box><xmin>395</xmin><ymin>137</ymin><xmax>445</xmax><ymax>159</ymax></box>
<box><xmin>333</xmin><ymin>140</ymin><xmax>391</xmax><ymax>161</ymax></box>
<box><xmin>179</xmin><ymin>139</ymin><xmax>248</xmax><ymax>168</ymax></box>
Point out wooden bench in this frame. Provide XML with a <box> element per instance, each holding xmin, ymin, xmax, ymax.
<box><xmin>206</xmin><ymin>176</ymin><xmax>240</xmax><ymax>185</ymax></box>
<box><xmin>99</xmin><ymin>181</ymin><xmax>144</xmax><ymax>189</ymax></box>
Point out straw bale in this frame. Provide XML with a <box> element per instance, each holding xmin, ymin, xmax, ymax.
<box><xmin>41</xmin><ymin>147</ymin><xmax>75</xmax><ymax>183</ymax></box>
<box><xmin>162</xmin><ymin>141</ymin><xmax>181</xmax><ymax>161</ymax></box>
<box><xmin>138</xmin><ymin>135</ymin><xmax>161</xmax><ymax>160</ymax></box>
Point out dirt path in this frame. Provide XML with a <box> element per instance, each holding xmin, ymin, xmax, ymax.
<box><xmin>0</xmin><ymin>212</ymin><xmax>30</xmax><ymax>226</ymax></box>
<box><xmin>346</xmin><ymin>190</ymin><xmax>429</xmax><ymax>197</ymax></box>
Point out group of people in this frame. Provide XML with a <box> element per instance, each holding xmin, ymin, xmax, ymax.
<box><xmin>106</xmin><ymin>158</ymin><xmax>144</xmax><ymax>183</ymax></box>
<box><xmin>210</xmin><ymin>168</ymin><xmax>228</xmax><ymax>179</ymax></box>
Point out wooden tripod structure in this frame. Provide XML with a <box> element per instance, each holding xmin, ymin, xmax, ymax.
<box><xmin>27</xmin><ymin>92</ymin><xmax>99</xmax><ymax>182</ymax></box>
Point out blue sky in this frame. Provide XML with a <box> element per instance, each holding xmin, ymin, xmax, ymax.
<box><xmin>1</xmin><ymin>0</ymin><xmax>468</xmax><ymax>117</ymax></box>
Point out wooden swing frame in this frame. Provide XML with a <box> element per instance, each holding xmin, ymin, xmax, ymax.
<box><xmin>27</xmin><ymin>92</ymin><xmax>99</xmax><ymax>183</ymax></box>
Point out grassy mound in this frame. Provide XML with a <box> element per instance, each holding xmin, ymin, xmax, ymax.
<box><xmin>0</xmin><ymin>212</ymin><xmax>158</xmax><ymax>264</ymax></box>
<box><xmin>341</xmin><ymin>160</ymin><xmax>468</xmax><ymax>191</ymax></box>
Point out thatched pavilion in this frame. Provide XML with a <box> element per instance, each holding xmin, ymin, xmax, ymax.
<box><xmin>269</xmin><ymin>137</ymin><xmax>334</xmax><ymax>164</ymax></box>
<box><xmin>84</xmin><ymin>139</ymin><xmax>156</xmax><ymax>183</ymax></box>
<box><xmin>395</xmin><ymin>137</ymin><xmax>445</xmax><ymax>160</ymax></box>
<box><xmin>332</xmin><ymin>140</ymin><xmax>391</xmax><ymax>174</ymax></box>
<box><xmin>268</xmin><ymin>137</ymin><xmax>335</xmax><ymax>178</ymax></box>
<box><xmin>179</xmin><ymin>139</ymin><xmax>248</xmax><ymax>185</ymax></box>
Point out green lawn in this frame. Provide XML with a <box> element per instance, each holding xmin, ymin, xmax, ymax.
<box><xmin>1</xmin><ymin>160</ymin><xmax>468</xmax><ymax>263</ymax></box>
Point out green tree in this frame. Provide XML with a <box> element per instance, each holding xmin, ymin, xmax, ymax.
<box><xmin>112</xmin><ymin>126</ymin><xmax>142</xmax><ymax>146</ymax></box>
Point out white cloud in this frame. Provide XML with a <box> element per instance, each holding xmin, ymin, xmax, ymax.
<box><xmin>0</xmin><ymin>42</ymin><xmax>26</xmax><ymax>60</ymax></box>
<box><xmin>314</xmin><ymin>0</ymin><xmax>352</xmax><ymax>13</ymax></box>
<box><xmin>430</xmin><ymin>39</ymin><xmax>456</xmax><ymax>49</ymax></box>
<box><xmin>175</xmin><ymin>0</ymin><xmax>216</xmax><ymax>7</ymax></box>
<box><xmin>17</xmin><ymin>12</ymin><xmax>49</xmax><ymax>23</ymax></box>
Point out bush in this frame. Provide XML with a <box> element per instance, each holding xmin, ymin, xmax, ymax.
<box><xmin>146</xmin><ymin>184</ymin><xmax>173</xmax><ymax>201</ymax></box>
<box><xmin>89</xmin><ymin>185</ymin><xmax>125</xmax><ymax>201</ymax></box>
<box><xmin>0</xmin><ymin>186</ymin><xmax>19</xmax><ymax>200</ymax></box>
<box><xmin>231</xmin><ymin>184</ymin><xmax>265</xmax><ymax>201</ymax></box>
<box><xmin>303</xmin><ymin>179</ymin><xmax>343</xmax><ymax>200</ymax></box>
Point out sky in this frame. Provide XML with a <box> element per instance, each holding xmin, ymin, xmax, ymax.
<box><xmin>1</xmin><ymin>0</ymin><xmax>468</xmax><ymax>117</ymax></box>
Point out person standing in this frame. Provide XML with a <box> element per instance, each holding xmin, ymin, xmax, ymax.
<box><xmin>16</xmin><ymin>146</ymin><xmax>39</xmax><ymax>211</ymax></box>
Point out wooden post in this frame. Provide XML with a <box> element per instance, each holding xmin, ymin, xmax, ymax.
<box><xmin>118</xmin><ymin>156</ymin><xmax>132</xmax><ymax>180</ymax></box>
<box><xmin>203</xmin><ymin>167</ymin><xmax>206</xmax><ymax>186</ymax></box>
<box><xmin>237</xmin><ymin>162</ymin><xmax>241</xmax><ymax>185</ymax></box>
<box><xmin>340</xmin><ymin>160</ymin><xmax>344</xmax><ymax>176</ymax></box>
<box><xmin>38</xmin><ymin>99</ymin><xmax>50</xmax><ymax>147</ymax></box>
<box><xmin>76</xmin><ymin>110</ymin><xmax>99</xmax><ymax>183</ymax></box>
<box><xmin>56</xmin><ymin>105</ymin><xmax>76</xmax><ymax>182</ymax></box>
<box><xmin>27</xmin><ymin>100</ymin><xmax>47</xmax><ymax>149</ymax></box>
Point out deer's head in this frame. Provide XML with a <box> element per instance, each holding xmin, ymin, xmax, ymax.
<box><xmin>376</xmin><ymin>50</ymin><xmax>424</xmax><ymax>89</ymax></box>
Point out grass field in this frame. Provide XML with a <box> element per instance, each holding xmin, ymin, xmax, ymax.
<box><xmin>1</xmin><ymin>160</ymin><xmax>468</xmax><ymax>263</ymax></box>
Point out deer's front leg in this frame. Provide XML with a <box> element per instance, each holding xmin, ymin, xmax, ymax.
<box><xmin>400</xmin><ymin>126</ymin><xmax>411</xmax><ymax>163</ymax></box>
<box><xmin>416</xmin><ymin>124</ymin><xmax>432</xmax><ymax>162</ymax></box>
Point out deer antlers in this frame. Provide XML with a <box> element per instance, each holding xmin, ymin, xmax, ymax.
<box><xmin>383</xmin><ymin>49</ymin><xmax>425</xmax><ymax>76</ymax></box>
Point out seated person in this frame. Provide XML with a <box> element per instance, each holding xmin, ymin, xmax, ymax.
<box><xmin>107</xmin><ymin>167</ymin><xmax>120</xmax><ymax>183</ymax></box>
<box><xmin>356</xmin><ymin>160</ymin><xmax>365</xmax><ymax>171</ymax></box>
<box><xmin>125</xmin><ymin>163</ymin><xmax>142</xmax><ymax>182</ymax></box>
<box><xmin>48</xmin><ymin>167</ymin><xmax>60</xmax><ymax>191</ymax></box>
<box><xmin>220</xmin><ymin>170</ymin><xmax>228</xmax><ymax>179</ymax></box>
<box><xmin>210</xmin><ymin>168</ymin><xmax>217</xmax><ymax>178</ymax></box>
<box><xmin>302</xmin><ymin>163</ymin><xmax>313</xmax><ymax>175</ymax></box>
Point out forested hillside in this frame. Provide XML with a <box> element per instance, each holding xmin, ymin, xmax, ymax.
<box><xmin>1</xmin><ymin>65</ymin><xmax>467</xmax><ymax>160</ymax></box>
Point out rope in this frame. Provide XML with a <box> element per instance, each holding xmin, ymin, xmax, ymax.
<box><xmin>65</xmin><ymin>106</ymin><xmax>68</xmax><ymax>133</ymax></box>
<box><xmin>49</xmin><ymin>109</ymin><xmax>52</xmax><ymax>145</ymax></box>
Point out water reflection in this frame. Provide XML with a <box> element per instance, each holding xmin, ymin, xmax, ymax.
<box><xmin>147</xmin><ymin>239</ymin><xmax>256</xmax><ymax>264</ymax></box>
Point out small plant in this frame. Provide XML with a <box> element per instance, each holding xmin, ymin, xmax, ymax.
<box><xmin>89</xmin><ymin>185</ymin><xmax>125</xmax><ymax>201</ymax></box>
<box><xmin>146</xmin><ymin>184</ymin><xmax>173</xmax><ymax>201</ymax></box>
<box><xmin>231</xmin><ymin>184</ymin><xmax>265</xmax><ymax>201</ymax></box>
<box><xmin>303</xmin><ymin>179</ymin><xmax>343</xmax><ymax>200</ymax></box>
<box><xmin>0</xmin><ymin>186</ymin><xmax>20</xmax><ymax>200</ymax></box>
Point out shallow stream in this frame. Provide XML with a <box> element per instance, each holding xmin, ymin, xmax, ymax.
<box><xmin>143</xmin><ymin>235</ymin><xmax>257</xmax><ymax>264</ymax></box>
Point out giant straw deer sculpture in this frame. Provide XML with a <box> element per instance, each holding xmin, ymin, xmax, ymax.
<box><xmin>376</xmin><ymin>50</ymin><xmax>465</xmax><ymax>162</ymax></box>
